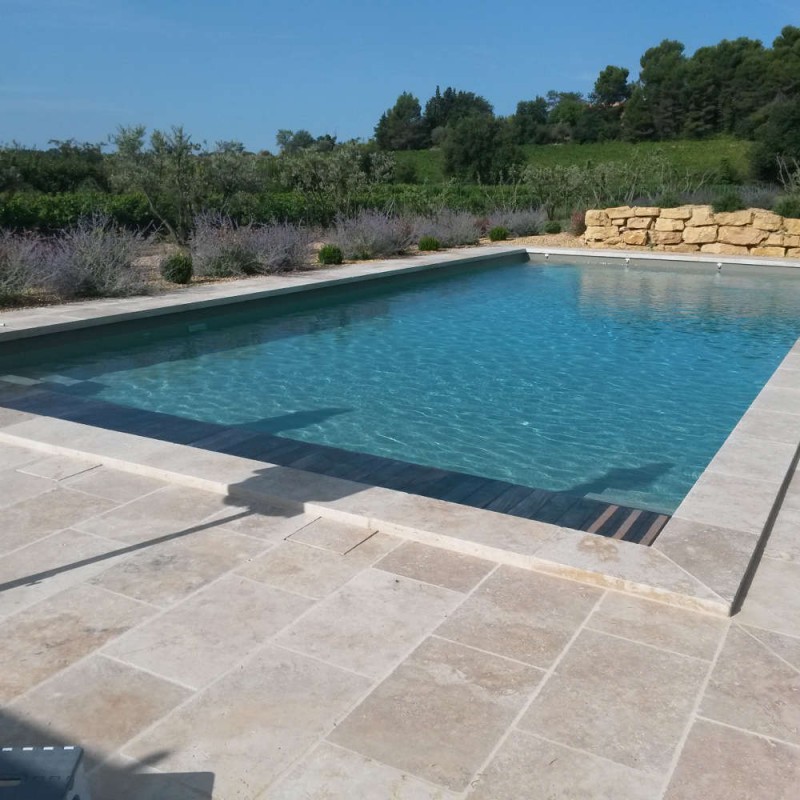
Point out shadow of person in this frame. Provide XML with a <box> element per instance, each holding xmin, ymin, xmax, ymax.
<box><xmin>562</xmin><ymin>461</ymin><xmax>674</xmax><ymax>499</ymax></box>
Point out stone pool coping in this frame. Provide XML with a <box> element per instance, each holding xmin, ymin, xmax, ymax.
<box><xmin>2</xmin><ymin>244</ymin><xmax>800</xmax><ymax>616</ymax></box>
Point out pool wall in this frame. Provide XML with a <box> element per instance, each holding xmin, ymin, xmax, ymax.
<box><xmin>2</xmin><ymin>244</ymin><xmax>800</xmax><ymax>615</ymax></box>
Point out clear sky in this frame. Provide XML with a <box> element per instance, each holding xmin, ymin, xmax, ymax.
<box><xmin>2</xmin><ymin>0</ymin><xmax>798</xmax><ymax>151</ymax></box>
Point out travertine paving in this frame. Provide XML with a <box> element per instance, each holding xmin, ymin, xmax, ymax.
<box><xmin>1</xmin><ymin>440</ymin><xmax>799</xmax><ymax>799</ymax></box>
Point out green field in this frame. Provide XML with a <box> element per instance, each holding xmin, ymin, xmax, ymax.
<box><xmin>394</xmin><ymin>137</ymin><xmax>752</xmax><ymax>184</ymax></box>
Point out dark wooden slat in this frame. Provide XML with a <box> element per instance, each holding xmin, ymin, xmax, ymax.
<box><xmin>556</xmin><ymin>497</ymin><xmax>611</xmax><ymax>531</ymax></box>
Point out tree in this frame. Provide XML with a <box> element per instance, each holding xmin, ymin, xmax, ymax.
<box><xmin>771</xmin><ymin>25</ymin><xmax>800</xmax><ymax>95</ymax></box>
<box><xmin>275</xmin><ymin>129</ymin><xmax>315</xmax><ymax>154</ymax></box>
<box><xmin>111</xmin><ymin>125</ymin><xmax>201</xmax><ymax>244</ymax></box>
<box><xmin>621</xmin><ymin>86</ymin><xmax>655</xmax><ymax>141</ymax></box>
<box><xmin>591</xmin><ymin>66</ymin><xmax>631</xmax><ymax>106</ymax></box>
<box><xmin>638</xmin><ymin>40</ymin><xmax>687</xmax><ymax>139</ymax></box>
<box><xmin>546</xmin><ymin>91</ymin><xmax>586</xmax><ymax>127</ymax></box>
<box><xmin>374</xmin><ymin>92</ymin><xmax>426</xmax><ymax>150</ymax></box>
<box><xmin>751</xmin><ymin>97</ymin><xmax>800</xmax><ymax>181</ymax></box>
<box><xmin>423</xmin><ymin>86</ymin><xmax>493</xmax><ymax>143</ymax></box>
<box><xmin>512</xmin><ymin>97</ymin><xmax>549</xmax><ymax>144</ymax></box>
<box><xmin>441</xmin><ymin>115</ymin><xmax>521</xmax><ymax>182</ymax></box>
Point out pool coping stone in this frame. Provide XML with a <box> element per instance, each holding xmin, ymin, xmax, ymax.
<box><xmin>3</xmin><ymin>244</ymin><xmax>800</xmax><ymax>616</ymax></box>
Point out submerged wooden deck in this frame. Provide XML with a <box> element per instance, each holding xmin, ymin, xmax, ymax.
<box><xmin>1</xmin><ymin>385</ymin><xmax>671</xmax><ymax>546</ymax></box>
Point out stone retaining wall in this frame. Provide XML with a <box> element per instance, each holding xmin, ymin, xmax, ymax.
<box><xmin>584</xmin><ymin>205</ymin><xmax>800</xmax><ymax>257</ymax></box>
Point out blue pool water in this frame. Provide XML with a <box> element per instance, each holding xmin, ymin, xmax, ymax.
<box><xmin>5</xmin><ymin>259</ymin><xmax>800</xmax><ymax>513</ymax></box>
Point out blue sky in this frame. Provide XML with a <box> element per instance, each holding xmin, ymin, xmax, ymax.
<box><xmin>2</xmin><ymin>0</ymin><xmax>798</xmax><ymax>151</ymax></box>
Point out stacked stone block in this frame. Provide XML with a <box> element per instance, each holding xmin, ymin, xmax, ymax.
<box><xmin>584</xmin><ymin>206</ymin><xmax>800</xmax><ymax>257</ymax></box>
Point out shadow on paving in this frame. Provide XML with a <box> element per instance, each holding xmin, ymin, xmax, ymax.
<box><xmin>0</xmin><ymin>710</ymin><xmax>214</xmax><ymax>799</ymax></box>
<box><xmin>0</xmin><ymin>382</ymin><xmax>672</xmax><ymax>544</ymax></box>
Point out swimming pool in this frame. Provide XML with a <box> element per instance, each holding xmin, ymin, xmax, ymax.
<box><xmin>4</xmin><ymin>256</ymin><xmax>800</xmax><ymax>514</ymax></box>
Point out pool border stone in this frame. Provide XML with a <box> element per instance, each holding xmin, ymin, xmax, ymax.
<box><xmin>3</xmin><ymin>244</ymin><xmax>800</xmax><ymax>616</ymax></box>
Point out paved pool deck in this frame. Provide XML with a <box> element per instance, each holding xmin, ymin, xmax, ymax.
<box><xmin>0</xmin><ymin>438</ymin><xmax>799</xmax><ymax>799</ymax></box>
<box><xmin>1</xmin><ymin>245</ymin><xmax>800</xmax><ymax>797</ymax></box>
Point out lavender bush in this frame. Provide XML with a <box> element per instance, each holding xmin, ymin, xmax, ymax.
<box><xmin>487</xmin><ymin>207</ymin><xmax>547</xmax><ymax>237</ymax></box>
<box><xmin>40</xmin><ymin>216</ymin><xmax>148</xmax><ymax>299</ymax></box>
<box><xmin>191</xmin><ymin>214</ymin><xmax>312</xmax><ymax>277</ymax></box>
<box><xmin>414</xmin><ymin>210</ymin><xmax>480</xmax><ymax>247</ymax></box>
<box><xmin>330</xmin><ymin>210</ymin><xmax>416</xmax><ymax>260</ymax></box>
<box><xmin>0</xmin><ymin>231</ymin><xmax>41</xmax><ymax>304</ymax></box>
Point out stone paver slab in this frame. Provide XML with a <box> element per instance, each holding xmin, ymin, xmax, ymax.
<box><xmin>274</xmin><ymin>568</ymin><xmax>461</xmax><ymax>678</ymax></box>
<box><xmin>103</xmin><ymin>574</ymin><xmax>312</xmax><ymax>688</ymax></box>
<box><xmin>375</xmin><ymin>540</ymin><xmax>494</xmax><ymax>592</ymax></box>
<box><xmin>3</xmin><ymin>655</ymin><xmax>190</xmax><ymax>768</ymax></box>
<box><xmin>435</xmin><ymin>566</ymin><xmax>601</xmax><ymax>668</ymax></box>
<box><xmin>287</xmin><ymin>517</ymin><xmax>377</xmax><ymax>554</ymax></box>
<box><xmin>19</xmin><ymin>454</ymin><xmax>101</xmax><ymax>480</ymax></box>
<box><xmin>0</xmin><ymin>584</ymin><xmax>153</xmax><ymax>702</ymax></box>
<box><xmin>519</xmin><ymin>629</ymin><xmax>708</xmax><ymax>773</ymax></box>
<box><xmin>237</xmin><ymin>534</ymin><xmax>398</xmax><ymax>598</ymax></box>
<box><xmin>664</xmin><ymin>718</ymin><xmax>800</xmax><ymax>800</ymax></box>
<box><xmin>701</xmin><ymin>626</ymin><xmax>800</xmax><ymax>744</ymax></box>
<box><xmin>588</xmin><ymin>592</ymin><xmax>728</xmax><ymax>660</ymax></box>
<box><xmin>89</xmin><ymin>756</ymin><xmax>214</xmax><ymax>800</ymax></box>
<box><xmin>62</xmin><ymin>466</ymin><xmax>167</xmax><ymax>503</ymax></box>
<box><xmin>0</xmin><ymin>468</ymin><xmax>54</xmax><ymax>508</ymax></box>
<box><xmin>0</xmin><ymin>487</ymin><xmax>117</xmax><ymax>554</ymax></box>
<box><xmin>330</xmin><ymin>636</ymin><xmax>543</xmax><ymax>792</ymax></box>
<box><xmin>267</xmin><ymin>741</ymin><xmax>459</xmax><ymax>800</ymax></box>
<box><xmin>201</xmin><ymin>504</ymin><xmax>318</xmax><ymax>542</ymax></box>
<box><xmin>123</xmin><ymin>645</ymin><xmax>370</xmax><ymax>800</ymax></box>
<box><xmin>735</xmin><ymin>557</ymin><xmax>800</xmax><ymax>638</ymax></box>
<box><xmin>90</xmin><ymin>528</ymin><xmax>267</xmax><ymax>607</ymax></box>
<box><xmin>467</xmin><ymin>730</ymin><xmax>662</xmax><ymax>800</ymax></box>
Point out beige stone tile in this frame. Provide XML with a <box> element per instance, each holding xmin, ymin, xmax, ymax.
<box><xmin>19</xmin><ymin>454</ymin><xmax>101</xmax><ymax>480</ymax></box>
<box><xmin>0</xmin><ymin>442</ymin><xmax>41</xmax><ymax>469</ymax></box>
<box><xmin>467</xmin><ymin>730</ymin><xmax>662</xmax><ymax>800</ymax></box>
<box><xmin>664</xmin><ymin>718</ymin><xmax>800</xmax><ymax>800</ymax></box>
<box><xmin>90</xmin><ymin>528</ymin><xmax>267</xmax><ymax>607</ymax></box>
<box><xmin>675</xmin><ymin>471</ymin><xmax>779</xmax><ymax>536</ymax></box>
<box><xmin>701</xmin><ymin>627</ymin><xmax>800</xmax><ymax>744</ymax></box>
<box><xmin>0</xmin><ymin>468</ymin><xmax>54</xmax><ymax>508</ymax></box>
<box><xmin>62</xmin><ymin>466</ymin><xmax>167</xmax><ymax>503</ymax></box>
<box><xmin>732</xmin><ymin>407</ymin><xmax>800</xmax><ymax>444</ymax></box>
<box><xmin>0</xmin><ymin>584</ymin><xmax>153</xmax><ymax>702</ymax></box>
<box><xmin>274</xmin><ymin>569</ymin><xmax>461</xmax><ymax>677</ymax></box>
<box><xmin>375</xmin><ymin>541</ymin><xmax>495</xmax><ymax>592</ymax></box>
<box><xmin>3</xmin><ymin>655</ymin><xmax>190</xmax><ymax>767</ymax></box>
<box><xmin>0</xmin><ymin>487</ymin><xmax>117</xmax><ymax>554</ymax></box>
<box><xmin>749</xmin><ymin>385</ymin><xmax>800</xmax><ymax>416</ymax></box>
<box><xmin>103</xmin><ymin>574</ymin><xmax>312</xmax><ymax>688</ymax></box>
<box><xmin>287</xmin><ymin>517</ymin><xmax>377</xmax><ymax>554</ymax></box>
<box><xmin>74</xmin><ymin>485</ymin><xmax>230</xmax><ymax>544</ymax></box>
<box><xmin>123</xmin><ymin>646</ymin><xmax>369</xmax><ymax>799</ymax></box>
<box><xmin>0</xmin><ymin>406</ymin><xmax>34</xmax><ymax>428</ymax></box>
<box><xmin>589</xmin><ymin>592</ymin><xmax>728</xmax><ymax>660</ymax></box>
<box><xmin>267</xmin><ymin>741</ymin><xmax>459</xmax><ymax>800</ymax></box>
<box><xmin>435</xmin><ymin>566</ymin><xmax>601</xmax><ymax>668</ymax></box>
<box><xmin>764</xmin><ymin>503</ymin><xmax>800</xmax><ymax>563</ymax></box>
<box><xmin>519</xmin><ymin>629</ymin><xmax>708</xmax><ymax>773</ymax></box>
<box><xmin>0</xmin><ymin>528</ymin><xmax>129</xmax><ymax>618</ymax></box>
<box><xmin>744</xmin><ymin>627</ymin><xmax>800</xmax><ymax>671</ymax></box>
<box><xmin>736</xmin><ymin>557</ymin><xmax>800</xmax><ymax>638</ymax></box>
<box><xmin>201</xmin><ymin>503</ymin><xmax>318</xmax><ymax>542</ymax></box>
<box><xmin>89</xmin><ymin>756</ymin><xmax>214</xmax><ymax>800</ymax></box>
<box><xmin>653</xmin><ymin>517</ymin><xmax>757</xmax><ymax>604</ymax></box>
<box><xmin>532</xmin><ymin>531</ymin><xmax>725</xmax><ymax>612</ymax></box>
<box><xmin>238</xmin><ymin>533</ymin><xmax>398</xmax><ymax>598</ymax></box>
<box><xmin>330</xmin><ymin>636</ymin><xmax>542</xmax><ymax>792</ymax></box>
<box><xmin>706</xmin><ymin>433</ymin><xmax>796</xmax><ymax>484</ymax></box>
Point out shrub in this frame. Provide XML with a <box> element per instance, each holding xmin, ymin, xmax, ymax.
<box><xmin>488</xmin><ymin>226</ymin><xmax>509</xmax><ymax>242</ymax></box>
<box><xmin>191</xmin><ymin>214</ymin><xmax>312</xmax><ymax>277</ymax></box>
<box><xmin>544</xmin><ymin>220</ymin><xmax>562</xmax><ymax>234</ymax></box>
<box><xmin>414</xmin><ymin>210</ymin><xmax>481</xmax><ymax>247</ymax></box>
<box><xmin>774</xmin><ymin>194</ymin><xmax>800</xmax><ymax>219</ymax></box>
<box><xmin>318</xmin><ymin>244</ymin><xmax>343</xmax><ymax>265</ymax></box>
<box><xmin>41</xmin><ymin>216</ymin><xmax>148</xmax><ymax>299</ymax></box>
<box><xmin>160</xmin><ymin>252</ymin><xmax>193</xmax><ymax>284</ymax></box>
<box><xmin>330</xmin><ymin>210</ymin><xmax>415</xmax><ymax>260</ymax></box>
<box><xmin>653</xmin><ymin>191</ymin><xmax>682</xmax><ymax>208</ymax></box>
<box><xmin>739</xmin><ymin>185</ymin><xmax>780</xmax><ymax>212</ymax></box>
<box><xmin>569</xmin><ymin>210</ymin><xmax>587</xmax><ymax>236</ymax></box>
<box><xmin>418</xmin><ymin>235</ymin><xmax>440</xmax><ymax>251</ymax></box>
<box><xmin>712</xmin><ymin>190</ymin><xmax>745</xmax><ymax>213</ymax></box>
<box><xmin>488</xmin><ymin>208</ymin><xmax>546</xmax><ymax>237</ymax></box>
<box><xmin>0</xmin><ymin>231</ymin><xmax>41</xmax><ymax>304</ymax></box>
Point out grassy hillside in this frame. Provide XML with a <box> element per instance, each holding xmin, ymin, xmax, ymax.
<box><xmin>394</xmin><ymin>137</ymin><xmax>752</xmax><ymax>184</ymax></box>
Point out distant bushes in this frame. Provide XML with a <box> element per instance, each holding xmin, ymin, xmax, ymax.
<box><xmin>774</xmin><ymin>195</ymin><xmax>800</xmax><ymax>219</ymax></box>
<box><xmin>711</xmin><ymin>190</ymin><xmax>746</xmax><ymax>213</ymax></box>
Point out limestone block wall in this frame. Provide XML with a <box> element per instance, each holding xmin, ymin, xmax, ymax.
<box><xmin>584</xmin><ymin>205</ymin><xmax>800</xmax><ymax>257</ymax></box>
